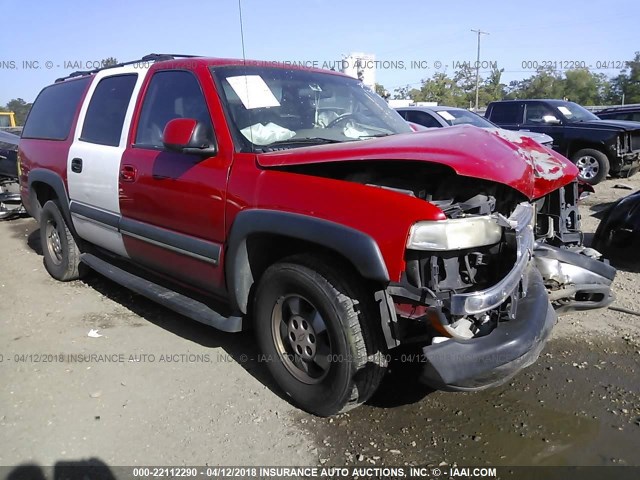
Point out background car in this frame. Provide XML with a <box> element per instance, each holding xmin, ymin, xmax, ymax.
<box><xmin>596</xmin><ymin>104</ymin><xmax>640</xmax><ymax>122</ymax></box>
<box><xmin>396</xmin><ymin>106</ymin><xmax>554</xmax><ymax>146</ymax></box>
<box><xmin>593</xmin><ymin>189</ymin><xmax>640</xmax><ymax>261</ymax></box>
<box><xmin>485</xmin><ymin>99</ymin><xmax>640</xmax><ymax>185</ymax></box>
<box><xmin>0</xmin><ymin>130</ymin><xmax>22</xmax><ymax>219</ymax></box>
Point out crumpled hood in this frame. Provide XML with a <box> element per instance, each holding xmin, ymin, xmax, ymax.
<box><xmin>257</xmin><ymin>125</ymin><xmax>578</xmax><ymax>199</ymax></box>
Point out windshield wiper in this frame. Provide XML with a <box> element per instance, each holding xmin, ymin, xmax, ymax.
<box><xmin>356</xmin><ymin>133</ymin><xmax>393</xmax><ymax>138</ymax></box>
<box><xmin>264</xmin><ymin>137</ymin><xmax>346</xmax><ymax>148</ymax></box>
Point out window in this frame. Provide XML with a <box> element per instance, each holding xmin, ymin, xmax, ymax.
<box><xmin>211</xmin><ymin>66</ymin><xmax>411</xmax><ymax>150</ymax></box>
<box><xmin>489</xmin><ymin>103</ymin><xmax>522</xmax><ymax>124</ymax></box>
<box><xmin>22</xmin><ymin>77</ymin><xmax>91</xmax><ymax>140</ymax></box>
<box><xmin>600</xmin><ymin>112</ymin><xmax>640</xmax><ymax>122</ymax></box>
<box><xmin>524</xmin><ymin>103</ymin><xmax>557</xmax><ymax>124</ymax></box>
<box><xmin>135</xmin><ymin>70</ymin><xmax>212</xmax><ymax>148</ymax></box>
<box><xmin>80</xmin><ymin>74</ymin><xmax>137</xmax><ymax>147</ymax></box>
<box><xmin>434</xmin><ymin>109</ymin><xmax>495</xmax><ymax>128</ymax></box>
<box><xmin>406</xmin><ymin>111</ymin><xmax>442</xmax><ymax>128</ymax></box>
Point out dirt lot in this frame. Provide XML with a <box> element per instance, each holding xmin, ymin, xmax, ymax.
<box><xmin>1</xmin><ymin>175</ymin><xmax>639</xmax><ymax>472</ymax></box>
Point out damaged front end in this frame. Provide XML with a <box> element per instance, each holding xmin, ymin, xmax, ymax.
<box><xmin>259</xmin><ymin>126</ymin><xmax>616</xmax><ymax>390</ymax></box>
<box><xmin>534</xmin><ymin>181</ymin><xmax>616</xmax><ymax>313</ymax></box>
<box><xmin>384</xmin><ymin>179</ymin><xmax>615</xmax><ymax>390</ymax></box>
<box><xmin>378</xmin><ymin>164</ymin><xmax>615</xmax><ymax>390</ymax></box>
<box><xmin>388</xmin><ymin>196</ymin><xmax>555</xmax><ymax>390</ymax></box>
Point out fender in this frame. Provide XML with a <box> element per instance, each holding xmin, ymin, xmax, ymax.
<box><xmin>226</xmin><ymin>209</ymin><xmax>390</xmax><ymax>314</ymax></box>
<box><xmin>27</xmin><ymin>169</ymin><xmax>73</xmax><ymax>229</ymax></box>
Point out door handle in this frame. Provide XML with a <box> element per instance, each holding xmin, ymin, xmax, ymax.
<box><xmin>120</xmin><ymin>165</ymin><xmax>137</xmax><ymax>182</ymax></box>
<box><xmin>71</xmin><ymin>158</ymin><xmax>83</xmax><ymax>173</ymax></box>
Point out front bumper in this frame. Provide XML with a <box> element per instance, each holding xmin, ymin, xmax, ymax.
<box><xmin>420</xmin><ymin>264</ymin><xmax>555</xmax><ymax>391</ymax></box>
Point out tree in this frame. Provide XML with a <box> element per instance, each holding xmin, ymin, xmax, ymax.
<box><xmin>482</xmin><ymin>67</ymin><xmax>506</xmax><ymax>104</ymax></box>
<box><xmin>611</xmin><ymin>51</ymin><xmax>640</xmax><ymax>104</ymax></box>
<box><xmin>511</xmin><ymin>68</ymin><xmax>565</xmax><ymax>99</ymax></box>
<box><xmin>393</xmin><ymin>85</ymin><xmax>413</xmax><ymax>100</ymax></box>
<box><xmin>411</xmin><ymin>72</ymin><xmax>463</xmax><ymax>106</ymax></box>
<box><xmin>453</xmin><ymin>65</ymin><xmax>478</xmax><ymax>107</ymax></box>
<box><xmin>563</xmin><ymin>69</ymin><xmax>603</xmax><ymax>105</ymax></box>
<box><xmin>374</xmin><ymin>83</ymin><xmax>390</xmax><ymax>99</ymax></box>
<box><xmin>5</xmin><ymin>98</ymin><xmax>32</xmax><ymax>125</ymax></box>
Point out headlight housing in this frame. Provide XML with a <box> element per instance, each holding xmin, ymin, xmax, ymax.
<box><xmin>407</xmin><ymin>216</ymin><xmax>502</xmax><ymax>251</ymax></box>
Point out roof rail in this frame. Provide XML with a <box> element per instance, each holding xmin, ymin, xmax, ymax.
<box><xmin>54</xmin><ymin>53</ymin><xmax>201</xmax><ymax>83</ymax></box>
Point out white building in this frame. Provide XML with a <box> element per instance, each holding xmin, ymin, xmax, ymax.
<box><xmin>341</xmin><ymin>53</ymin><xmax>376</xmax><ymax>89</ymax></box>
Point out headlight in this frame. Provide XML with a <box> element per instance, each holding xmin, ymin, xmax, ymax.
<box><xmin>407</xmin><ymin>216</ymin><xmax>502</xmax><ymax>251</ymax></box>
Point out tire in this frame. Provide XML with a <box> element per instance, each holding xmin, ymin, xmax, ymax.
<box><xmin>253</xmin><ymin>255</ymin><xmax>388</xmax><ymax>416</ymax></box>
<box><xmin>570</xmin><ymin>148</ymin><xmax>609</xmax><ymax>185</ymax></box>
<box><xmin>40</xmin><ymin>200</ymin><xmax>82</xmax><ymax>281</ymax></box>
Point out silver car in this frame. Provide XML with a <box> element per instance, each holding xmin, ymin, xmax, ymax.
<box><xmin>396</xmin><ymin>106</ymin><xmax>554</xmax><ymax>146</ymax></box>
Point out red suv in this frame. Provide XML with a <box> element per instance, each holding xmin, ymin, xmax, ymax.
<box><xmin>18</xmin><ymin>54</ymin><xmax>611</xmax><ymax>416</ymax></box>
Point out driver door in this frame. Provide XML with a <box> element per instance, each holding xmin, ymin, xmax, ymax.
<box><xmin>119</xmin><ymin>69</ymin><xmax>232</xmax><ymax>295</ymax></box>
<box><xmin>522</xmin><ymin>103</ymin><xmax>564</xmax><ymax>150</ymax></box>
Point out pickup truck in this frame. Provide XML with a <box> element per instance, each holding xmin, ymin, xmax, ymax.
<box><xmin>18</xmin><ymin>54</ymin><xmax>614</xmax><ymax>416</ymax></box>
<box><xmin>485</xmin><ymin>99</ymin><xmax>640</xmax><ymax>184</ymax></box>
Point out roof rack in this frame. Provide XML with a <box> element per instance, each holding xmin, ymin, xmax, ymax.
<box><xmin>54</xmin><ymin>53</ymin><xmax>201</xmax><ymax>83</ymax></box>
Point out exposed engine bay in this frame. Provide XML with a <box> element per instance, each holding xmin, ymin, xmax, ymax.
<box><xmin>286</xmin><ymin>161</ymin><xmax>616</xmax><ymax>345</ymax></box>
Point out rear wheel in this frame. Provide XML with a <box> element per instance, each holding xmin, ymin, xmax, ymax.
<box><xmin>571</xmin><ymin>148</ymin><xmax>609</xmax><ymax>185</ymax></box>
<box><xmin>254</xmin><ymin>255</ymin><xmax>387</xmax><ymax>416</ymax></box>
<box><xmin>40</xmin><ymin>200</ymin><xmax>83</xmax><ymax>281</ymax></box>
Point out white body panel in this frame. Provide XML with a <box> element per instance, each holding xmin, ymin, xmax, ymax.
<box><xmin>67</xmin><ymin>65</ymin><xmax>150</xmax><ymax>257</ymax></box>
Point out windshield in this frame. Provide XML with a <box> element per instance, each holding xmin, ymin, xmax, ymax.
<box><xmin>435</xmin><ymin>109</ymin><xmax>496</xmax><ymax>128</ymax></box>
<box><xmin>555</xmin><ymin>102</ymin><xmax>599</xmax><ymax>122</ymax></box>
<box><xmin>211</xmin><ymin>66</ymin><xmax>411</xmax><ymax>151</ymax></box>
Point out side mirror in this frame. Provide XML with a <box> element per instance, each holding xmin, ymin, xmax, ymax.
<box><xmin>542</xmin><ymin>115</ymin><xmax>561</xmax><ymax>125</ymax></box>
<box><xmin>163</xmin><ymin>118</ymin><xmax>217</xmax><ymax>156</ymax></box>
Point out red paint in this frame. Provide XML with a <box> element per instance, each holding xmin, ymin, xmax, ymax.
<box><xmin>162</xmin><ymin>118</ymin><xmax>197</xmax><ymax>150</ymax></box>
<box><xmin>20</xmin><ymin>56</ymin><xmax>580</xmax><ymax>298</ymax></box>
<box><xmin>18</xmin><ymin>77</ymin><xmax>92</xmax><ymax>209</ymax></box>
<box><xmin>119</xmin><ymin>165</ymin><xmax>137</xmax><ymax>182</ymax></box>
<box><xmin>119</xmin><ymin>62</ymin><xmax>236</xmax><ymax>295</ymax></box>
<box><xmin>257</xmin><ymin>126</ymin><xmax>577</xmax><ymax>200</ymax></box>
<box><xmin>225</xmin><ymin>159</ymin><xmax>446</xmax><ymax>282</ymax></box>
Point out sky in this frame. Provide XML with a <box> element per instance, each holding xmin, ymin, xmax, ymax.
<box><xmin>1</xmin><ymin>0</ymin><xmax>639</xmax><ymax>105</ymax></box>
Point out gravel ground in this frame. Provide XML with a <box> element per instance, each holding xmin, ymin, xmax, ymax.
<box><xmin>1</xmin><ymin>175</ymin><xmax>639</xmax><ymax>473</ymax></box>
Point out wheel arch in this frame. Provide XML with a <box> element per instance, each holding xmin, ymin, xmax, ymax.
<box><xmin>28</xmin><ymin>169</ymin><xmax>72</xmax><ymax>227</ymax></box>
<box><xmin>225</xmin><ymin>209</ymin><xmax>390</xmax><ymax>315</ymax></box>
<box><xmin>567</xmin><ymin>140</ymin><xmax>608</xmax><ymax>159</ymax></box>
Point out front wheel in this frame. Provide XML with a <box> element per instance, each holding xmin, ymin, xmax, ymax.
<box><xmin>571</xmin><ymin>148</ymin><xmax>609</xmax><ymax>185</ymax></box>
<box><xmin>40</xmin><ymin>200</ymin><xmax>83</xmax><ymax>281</ymax></box>
<box><xmin>253</xmin><ymin>255</ymin><xmax>387</xmax><ymax>416</ymax></box>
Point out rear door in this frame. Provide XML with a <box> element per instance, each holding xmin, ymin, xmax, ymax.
<box><xmin>487</xmin><ymin>102</ymin><xmax>523</xmax><ymax>130</ymax></box>
<box><xmin>67</xmin><ymin>66</ymin><xmax>149</xmax><ymax>257</ymax></box>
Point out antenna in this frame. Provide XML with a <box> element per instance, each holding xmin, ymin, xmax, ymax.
<box><xmin>238</xmin><ymin>0</ymin><xmax>247</xmax><ymax>65</ymax></box>
<box><xmin>237</xmin><ymin>0</ymin><xmax>254</xmax><ymax>148</ymax></box>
